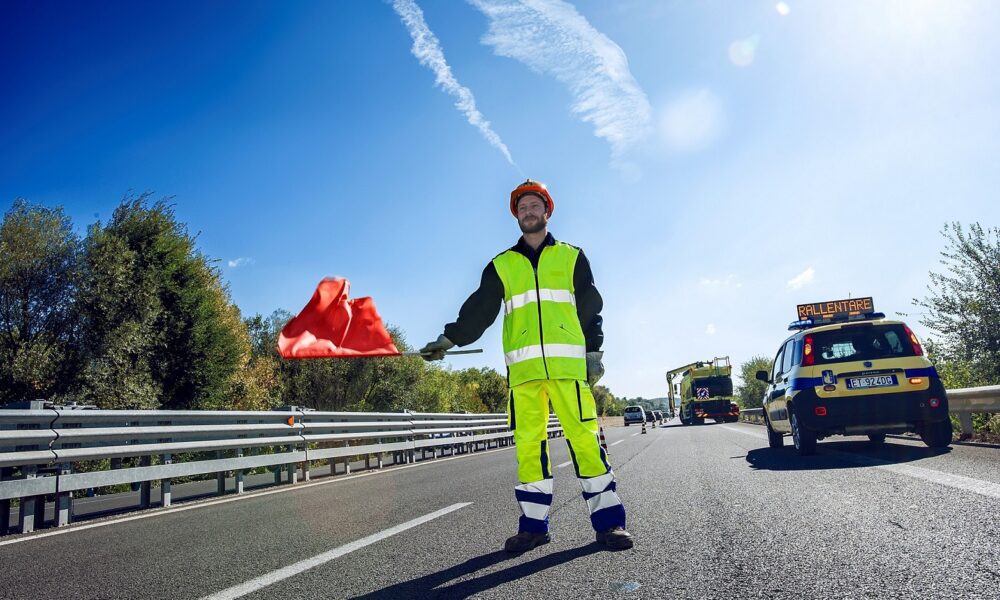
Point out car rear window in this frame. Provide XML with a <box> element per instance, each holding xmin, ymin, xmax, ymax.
<box><xmin>810</xmin><ymin>324</ymin><xmax>916</xmax><ymax>365</ymax></box>
<box><xmin>625</xmin><ymin>407</ymin><xmax>642</xmax><ymax>414</ymax></box>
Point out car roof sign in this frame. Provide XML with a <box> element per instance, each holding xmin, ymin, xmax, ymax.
<box><xmin>790</xmin><ymin>297</ymin><xmax>882</xmax><ymax>330</ymax></box>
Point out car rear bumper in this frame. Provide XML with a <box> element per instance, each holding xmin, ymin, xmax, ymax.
<box><xmin>793</xmin><ymin>380</ymin><xmax>949</xmax><ymax>434</ymax></box>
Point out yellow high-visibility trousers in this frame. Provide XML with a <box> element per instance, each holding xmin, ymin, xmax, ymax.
<box><xmin>507</xmin><ymin>378</ymin><xmax>626</xmax><ymax>533</ymax></box>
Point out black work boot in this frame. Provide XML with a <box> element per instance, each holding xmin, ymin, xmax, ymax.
<box><xmin>596</xmin><ymin>527</ymin><xmax>634</xmax><ymax>550</ymax></box>
<box><xmin>504</xmin><ymin>531</ymin><xmax>551</xmax><ymax>553</ymax></box>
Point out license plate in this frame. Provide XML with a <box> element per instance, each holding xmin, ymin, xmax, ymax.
<box><xmin>846</xmin><ymin>375</ymin><xmax>898</xmax><ymax>389</ymax></box>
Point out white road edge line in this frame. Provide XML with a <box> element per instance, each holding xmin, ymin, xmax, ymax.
<box><xmin>0</xmin><ymin>445</ymin><xmax>512</xmax><ymax>547</ymax></box>
<box><xmin>631</xmin><ymin>432</ymin><xmax>641</xmax><ymax>437</ymax></box>
<box><xmin>200</xmin><ymin>502</ymin><xmax>473</xmax><ymax>600</ymax></box>
<box><xmin>718</xmin><ymin>424</ymin><xmax>1000</xmax><ymax>501</ymax></box>
<box><xmin>610</xmin><ymin>440</ymin><xmax>623</xmax><ymax>447</ymax></box>
<box><xmin>556</xmin><ymin>460</ymin><xmax>573</xmax><ymax>468</ymax></box>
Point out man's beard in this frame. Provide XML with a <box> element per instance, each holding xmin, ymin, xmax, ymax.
<box><xmin>518</xmin><ymin>215</ymin><xmax>547</xmax><ymax>234</ymax></box>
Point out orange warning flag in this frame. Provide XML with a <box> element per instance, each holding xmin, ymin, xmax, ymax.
<box><xmin>277</xmin><ymin>278</ymin><xmax>400</xmax><ymax>359</ymax></box>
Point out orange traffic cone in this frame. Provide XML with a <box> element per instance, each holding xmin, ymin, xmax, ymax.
<box><xmin>641</xmin><ymin>418</ymin><xmax>647</xmax><ymax>435</ymax></box>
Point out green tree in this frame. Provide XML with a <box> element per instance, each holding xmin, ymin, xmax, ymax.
<box><xmin>456</xmin><ymin>367</ymin><xmax>507</xmax><ymax>413</ymax></box>
<box><xmin>0</xmin><ymin>200</ymin><xmax>81</xmax><ymax>403</ymax></box>
<box><xmin>592</xmin><ymin>384</ymin><xmax>619</xmax><ymax>416</ymax></box>
<box><xmin>914</xmin><ymin>222</ymin><xmax>1000</xmax><ymax>386</ymax></box>
<box><xmin>736</xmin><ymin>355</ymin><xmax>772</xmax><ymax>409</ymax></box>
<box><xmin>74</xmin><ymin>195</ymin><xmax>248</xmax><ymax>409</ymax></box>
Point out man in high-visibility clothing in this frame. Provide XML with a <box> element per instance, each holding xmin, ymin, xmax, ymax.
<box><xmin>420</xmin><ymin>179</ymin><xmax>633</xmax><ymax>552</ymax></box>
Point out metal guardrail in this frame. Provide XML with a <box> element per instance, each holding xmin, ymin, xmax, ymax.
<box><xmin>738</xmin><ymin>385</ymin><xmax>1000</xmax><ymax>438</ymax></box>
<box><xmin>0</xmin><ymin>406</ymin><xmax>563</xmax><ymax>535</ymax></box>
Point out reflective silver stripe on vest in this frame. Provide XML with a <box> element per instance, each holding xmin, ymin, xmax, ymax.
<box><xmin>504</xmin><ymin>288</ymin><xmax>576</xmax><ymax>315</ymax></box>
<box><xmin>504</xmin><ymin>343</ymin><xmax>587</xmax><ymax>366</ymax></box>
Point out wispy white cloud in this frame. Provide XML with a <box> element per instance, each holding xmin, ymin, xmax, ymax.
<box><xmin>392</xmin><ymin>0</ymin><xmax>514</xmax><ymax>165</ymax></box>
<box><xmin>776</xmin><ymin>2</ymin><xmax>791</xmax><ymax>16</ymax></box>
<box><xmin>659</xmin><ymin>88</ymin><xmax>725</xmax><ymax>152</ymax></box>
<box><xmin>467</xmin><ymin>0</ymin><xmax>652</xmax><ymax>164</ymax></box>
<box><xmin>228</xmin><ymin>257</ymin><xmax>254</xmax><ymax>268</ymax></box>
<box><xmin>729</xmin><ymin>34</ymin><xmax>761</xmax><ymax>67</ymax></box>
<box><xmin>699</xmin><ymin>274</ymin><xmax>742</xmax><ymax>289</ymax></box>
<box><xmin>786</xmin><ymin>266</ymin><xmax>815</xmax><ymax>290</ymax></box>
<box><xmin>705</xmin><ymin>323</ymin><xmax>717</xmax><ymax>335</ymax></box>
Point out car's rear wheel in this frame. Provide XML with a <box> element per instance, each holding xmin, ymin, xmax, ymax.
<box><xmin>790</xmin><ymin>411</ymin><xmax>817</xmax><ymax>456</ymax></box>
<box><xmin>765</xmin><ymin>415</ymin><xmax>784</xmax><ymax>448</ymax></box>
<box><xmin>920</xmin><ymin>419</ymin><xmax>953</xmax><ymax>449</ymax></box>
<box><xmin>867</xmin><ymin>433</ymin><xmax>886</xmax><ymax>444</ymax></box>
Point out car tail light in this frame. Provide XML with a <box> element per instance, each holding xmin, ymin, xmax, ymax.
<box><xmin>909</xmin><ymin>377</ymin><xmax>923</xmax><ymax>385</ymax></box>
<box><xmin>815</xmin><ymin>406</ymin><xmax>827</xmax><ymax>416</ymax></box>
<box><xmin>929</xmin><ymin>397</ymin><xmax>940</xmax><ymax>408</ymax></box>
<box><xmin>803</xmin><ymin>335</ymin><xmax>815</xmax><ymax>366</ymax></box>
<box><xmin>902</xmin><ymin>324</ymin><xmax>924</xmax><ymax>356</ymax></box>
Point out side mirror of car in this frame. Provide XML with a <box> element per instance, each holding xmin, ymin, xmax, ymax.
<box><xmin>755</xmin><ymin>370</ymin><xmax>770</xmax><ymax>383</ymax></box>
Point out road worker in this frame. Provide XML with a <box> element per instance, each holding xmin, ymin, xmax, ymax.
<box><xmin>420</xmin><ymin>179</ymin><xmax>633</xmax><ymax>552</ymax></box>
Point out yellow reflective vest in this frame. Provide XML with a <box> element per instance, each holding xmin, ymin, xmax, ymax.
<box><xmin>492</xmin><ymin>241</ymin><xmax>587</xmax><ymax>386</ymax></box>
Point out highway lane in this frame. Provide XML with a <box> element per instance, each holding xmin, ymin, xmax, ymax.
<box><xmin>1</xmin><ymin>421</ymin><xmax>998</xmax><ymax>599</ymax></box>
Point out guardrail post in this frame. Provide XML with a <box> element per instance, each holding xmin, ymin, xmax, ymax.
<box><xmin>344</xmin><ymin>440</ymin><xmax>351</xmax><ymax>475</ymax></box>
<box><xmin>1</xmin><ymin>467</ymin><xmax>10</xmax><ymax>534</ymax></box>
<box><xmin>56</xmin><ymin>463</ymin><xmax>73</xmax><ymax>526</ymax></box>
<box><xmin>236</xmin><ymin>449</ymin><xmax>245</xmax><ymax>493</ymax></box>
<box><xmin>18</xmin><ymin>465</ymin><xmax>39</xmax><ymax>533</ymax></box>
<box><xmin>139</xmin><ymin>456</ymin><xmax>152</xmax><ymax>508</ymax></box>
<box><xmin>377</xmin><ymin>438</ymin><xmax>384</xmax><ymax>469</ymax></box>
<box><xmin>217</xmin><ymin>451</ymin><xmax>226</xmax><ymax>495</ymax></box>
<box><xmin>288</xmin><ymin>446</ymin><xmax>298</xmax><ymax>484</ymax></box>
<box><xmin>958</xmin><ymin>413</ymin><xmax>974</xmax><ymax>440</ymax></box>
<box><xmin>161</xmin><ymin>453</ymin><xmax>172</xmax><ymax>507</ymax></box>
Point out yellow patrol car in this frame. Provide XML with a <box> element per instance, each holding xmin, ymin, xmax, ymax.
<box><xmin>756</xmin><ymin>298</ymin><xmax>952</xmax><ymax>455</ymax></box>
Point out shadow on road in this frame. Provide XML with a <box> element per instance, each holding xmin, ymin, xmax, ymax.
<box><xmin>746</xmin><ymin>441</ymin><xmax>951</xmax><ymax>471</ymax></box>
<box><xmin>352</xmin><ymin>544</ymin><xmax>604</xmax><ymax>599</ymax></box>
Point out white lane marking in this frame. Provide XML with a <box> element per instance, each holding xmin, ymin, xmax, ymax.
<box><xmin>718</xmin><ymin>425</ymin><xmax>1000</xmax><ymax>501</ymax></box>
<box><xmin>720</xmin><ymin>425</ymin><xmax>765</xmax><ymax>440</ymax></box>
<box><xmin>610</xmin><ymin>440</ymin><xmax>623</xmax><ymax>447</ymax></box>
<box><xmin>842</xmin><ymin>457</ymin><xmax>1000</xmax><ymax>500</ymax></box>
<box><xmin>200</xmin><ymin>503</ymin><xmax>472</xmax><ymax>600</ymax></box>
<box><xmin>631</xmin><ymin>432</ymin><xmax>641</xmax><ymax>437</ymax></box>
<box><xmin>0</xmin><ymin>444</ymin><xmax>512</xmax><ymax>547</ymax></box>
<box><xmin>556</xmin><ymin>460</ymin><xmax>573</xmax><ymax>469</ymax></box>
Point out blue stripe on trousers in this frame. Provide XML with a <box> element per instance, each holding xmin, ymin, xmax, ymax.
<box><xmin>519</xmin><ymin>514</ymin><xmax>549</xmax><ymax>533</ymax></box>
<box><xmin>581</xmin><ymin>480</ymin><xmax>617</xmax><ymax>501</ymax></box>
<box><xmin>515</xmin><ymin>489</ymin><xmax>553</xmax><ymax>506</ymax></box>
<box><xmin>540</xmin><ymin>440</ymin><xmax>551</xmax><ymax>479</ymax></box>
<box><xmin>590</xmin><ymin>504</ymin><xmax>626</xmax><ymax>532</ymax></box>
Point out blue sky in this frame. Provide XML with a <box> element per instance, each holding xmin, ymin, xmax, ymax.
<box><xmin>3</xmin><ymin>0</ymin><xmax>998</xmax><ymax>399</ymax></box>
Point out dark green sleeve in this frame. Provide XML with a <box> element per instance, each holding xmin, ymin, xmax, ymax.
<box><xmin>443</xmin><ymin>262</ymin><xmax>503</xmax><ymax>347</ymax></box>
<box><xmin>574</xmin><ymin>250</ymin><xmax>604</xmax><ymax>352</ymax></box>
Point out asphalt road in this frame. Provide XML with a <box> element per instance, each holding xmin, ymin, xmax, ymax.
<box><xmin>1</xmin><ymin>420</ymin><xmax>998</xmax><ymax>599</ymax></box>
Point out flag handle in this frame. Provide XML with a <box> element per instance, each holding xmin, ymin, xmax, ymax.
<box><xmin>402</xmin><ymin>349</ymin><xmax>484</xmax><ymax>357</ymax></box>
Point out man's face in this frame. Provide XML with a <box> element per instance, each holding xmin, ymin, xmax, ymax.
<box><xmin>516</xmin><ymin>194</ymin><xmax>549</xmax><ymax>234</ymax></box>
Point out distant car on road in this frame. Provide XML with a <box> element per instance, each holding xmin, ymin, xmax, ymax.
<box><xmin>760</xmin><ymin>297</ymin><xmax>952</xmax><ymax>456</ymax></box>
<box><xmin>644</xmin><ymin>409</ymin><xmax>657</xmax><ymax>424</ymax></box>
<box><xmin>623</xmin><ymin>405</ymin><xmax>646</xmax><ymax>426</ymax></box>
<box><xmin>653</xmin><ymin>410</ymin><xmax>664</xmax><ymax>423</ymax></box>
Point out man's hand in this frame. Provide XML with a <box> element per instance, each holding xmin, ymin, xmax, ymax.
<box><xmin>419</xmin><ymin>334</ymin><xmax>455</xmax><ymax>361</ymax></box>
<box><xmin>586</xmin><ymin>351</ymin><xmax>605</xmax><ymax>385</ymax></box>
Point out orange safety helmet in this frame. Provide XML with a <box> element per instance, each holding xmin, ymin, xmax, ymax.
<box><xmin>509</xmin><ymin>179</ymin><xmax>554</xmax><ymax>218</ymax></box>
